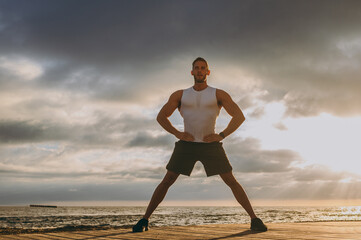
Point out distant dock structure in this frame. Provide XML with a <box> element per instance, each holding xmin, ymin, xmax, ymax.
<box><xmin>30</xmin><ymin>204</ymin><xmax>57</xmax><ymax>208</ymax></box>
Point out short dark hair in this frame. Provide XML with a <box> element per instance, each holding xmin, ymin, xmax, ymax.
<box><xmin>192</xmin><ymin>57</ymin><xmax>209</xmax><ymax>69</ymax></box>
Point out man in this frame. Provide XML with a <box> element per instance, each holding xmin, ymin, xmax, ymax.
<box><xmin>132</xmin><ymin>57</ymin><xmax>267</xmax><ymax>232</ymax></box>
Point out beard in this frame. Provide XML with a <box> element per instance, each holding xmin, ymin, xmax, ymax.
<box><xmin>194</xmin><ymin>74</ymin><xmax>207</xmax><ymax>83</ymax></box>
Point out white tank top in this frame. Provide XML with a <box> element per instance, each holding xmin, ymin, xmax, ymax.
<box><xmin>180</xmin><ymin>86</ymin><xmax>221</xmax><ymax>142</ymax></box>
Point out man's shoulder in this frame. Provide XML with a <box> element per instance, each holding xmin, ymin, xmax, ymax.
<box><xmin>173</xmin><ymin>89</ymin><xmax>184</xmax><ymax>95</ymax></box>
<box><xmin>215</xmin><ymin>88</ymin><xmax>233</xmax><ymax>103</ymax></box>
<box><xmin>215</xmin><ymin>88</ymin><xmax>230</xmax><ymax>96</ymax></box>
<box><xmin>169</xmin><ymin>89</ymin><xmax>184</xmax><ymax>101</ymax></box>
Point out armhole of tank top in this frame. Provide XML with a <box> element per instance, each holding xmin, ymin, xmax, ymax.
<box><xmin>178</xmin><ymin>89</ymin><xmax>184</xmax><ymax>110</ymax></box>
<box><xmin>215</xmin><ymin>88</ymin><xmax>222</xmax><ymax>108</ymax></box>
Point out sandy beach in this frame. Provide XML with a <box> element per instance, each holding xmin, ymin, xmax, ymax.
<box><xmin>1</xmin><ymin>221</ymin><xmax>360</xmax><ymax>239</ymax></box>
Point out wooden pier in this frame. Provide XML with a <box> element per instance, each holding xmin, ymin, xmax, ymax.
<box><xmin>1</xmin><ymin>221</ymin><xmax>360</xmax><ymax>239</ymax></box>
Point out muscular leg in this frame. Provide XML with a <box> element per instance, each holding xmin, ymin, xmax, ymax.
<box><xmin>220</xmin><ymin>171</ymin><xmax>257</xmax><ymax>219</ymax></box>
<box><xmin>143</xmin><ymin>170</ymin><xmax>180</xmax><ymax>219</ymax></box>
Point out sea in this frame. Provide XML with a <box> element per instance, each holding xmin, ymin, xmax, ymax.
<box><xmin>0</xmin><ymin>206</ymin><xmax>360</xmax><ymax>233</ymax></box>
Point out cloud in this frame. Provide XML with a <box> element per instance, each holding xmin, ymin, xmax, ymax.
<box><xmin>0</xmin><ymin>113</ymin><xmax>162</xmax><ymax>145</ymax></box>
<box><xmin>232</xmin><ymin>167</ymin><xmax>361</xmax><ymax>200</ymax></box>
<box><xmin>224</xmin><ymin>137</ymin><xmax>302</xmax><ymax>173</ymax></box>
<box><xmin>0</xmin><ymin>55</ymin><xmax>43</xmax><ymax>80</ymax></box>
<box><xmin>272</xmin><ymin>180</ymin><xmax>361</xmax><ymax>200</ymax></box>
<box><xmin>1</xmin><ymin>162</ymin><xmax>360</xmax><ymax>205</ymax></box>
<box><xmin>1</xmin><ymin>136</ymin><xmax>360</xmax><ymax>204</ymax></box>
<box><xmin>126</xmin><ymin>131</ymin><xmax>174</xmax><ymax>148</ymax></box>
<box><xmin>1</xmin><ymin>1</ymin><xmax>361</xmax><ymax>116</ymax></box>
<box><xmin>0</xmin><ymin>120</ymin><xmax>68</xmax><ymax>143</ymax></box>
<box><xmin>273</xmin><ymin>121</ymin><xmax>288</xmax><ymax>131</ymax></box>
<box><xmin>292</xmin><ymin>165</ymin><xmax>349</xmax><ymax>182</ymax></box>
<box><xmin>0</xmin><ymin>181</ymin><xmax>163</xmax><ymax>205</ymax></box>
<box><xmin>247</xmin><ymin>107</ymin><xmax>265</xmax><ymax>119</ymax></box>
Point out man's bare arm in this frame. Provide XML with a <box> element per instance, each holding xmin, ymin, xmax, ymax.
<box><xmin>203</xmin><ymin>89</ymin><xmax>245</xmax><ymax>142</ymax></box>
<box><xmin>217</xmin><ymin>89</ymin><xmax>245</xmax><ymax>137</ymax></box>
<box><xmin>157</xmin><ymin>90</ymin><xmax>194</xmax><ymax>141</ymax></box>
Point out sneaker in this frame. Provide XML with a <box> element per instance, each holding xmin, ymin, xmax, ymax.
<box><xmin>132</xmin><ymin>218</ymin><xmax>149</xmax><ymax>232</ymax></box>
<box><xmin>250</xmin><ymin>217</ymin><xmax>267</xmax><ymax>232</ymax></box>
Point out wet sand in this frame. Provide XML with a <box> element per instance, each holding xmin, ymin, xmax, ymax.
<box><xmin>1</xmin><ymin>221</ymin><xmax>360</xmax><ymax>239</ymax></box>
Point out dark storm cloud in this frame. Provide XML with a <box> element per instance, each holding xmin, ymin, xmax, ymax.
<box><xmin>0</xmin><ymin>168</ymin><xmax>98</xmax><ymax>179</ymax></box>
<box><xmin>126</xmin><ymin>131</ymin><xmax>174</xmax><ymax>148</ymax></box>
<box><xmin>87</xmin><ymin>113</ymin><xmax>157</xmax><ymax>136</ymax></box>
<box><xmin>0</xmin><ymin>164</ymin><xmax>165</xmax><ymax>181</ymax></box>
<box><xmin>0</xmin><ymin>114</ymin><xmax>159</xmax><ymax>147</ymax></box>
<box><xmin>0</xmin><ymin>0</ymin><xmax>245</xmax><ymax>64</ymax></box>
<box><xmin>0</xmin><ymin>120</ymin><xmax>68</xmax><ymax>143</ymax></box>
<box><xmin>0</xmin><ymin>181</ymin><xmax>162</xmax><ymax>205</ymax></box>
<box><xmin>0</xmin><ymin>119</ymin><xmax>109</xmax><ymax>144</ymax></box>
<box><xmin>1</xmin><ymin>0</ymin><xmax>361</xmax><ymax>115</ymax></box>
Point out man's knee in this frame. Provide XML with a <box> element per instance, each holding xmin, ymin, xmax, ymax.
<box><xmin>220</xmin><ymin>172</ymin><xmax>239</xmax><ymax>187</ymax></box>
<box><xmin>160</xmin><ymin>171</ymin><xmax>179</xmax><ymax>187</ymax></box>
<box><xmin>224</xmin><ymin>178</ymin><xmax>239</xmax><ymax>188</ymax></box>
<box><xmin>160</xmin><ymin>178</ymin><xmax>175</xmax><ymax>188</ymax></box>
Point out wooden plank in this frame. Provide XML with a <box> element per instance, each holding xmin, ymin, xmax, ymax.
<box><xmin>1</xmin><ymin>222</ymin><xmax>360</xmax><ymax>240</ymax></box>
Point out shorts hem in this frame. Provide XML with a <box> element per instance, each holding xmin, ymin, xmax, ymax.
<box><xmin>205</xmin><ymin>167</ymin><xmax>233</xmax><ymax>177</ymax></box>
<box><xmin>166</xmin><ymin>166</ymin><xmax>192</xmax><ymax>176</ymax></box>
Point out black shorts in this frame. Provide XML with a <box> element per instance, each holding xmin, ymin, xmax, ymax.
<box><xmin>166</xmin><ymin>140</ymin><xmax>233</xmax><ymax>177</ymax></box>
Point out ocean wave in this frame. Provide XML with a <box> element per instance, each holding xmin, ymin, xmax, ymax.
<box><xmin>0</xmin><ymin>206</ymin><xmax>360</xmax><ymax>231</ymax></box>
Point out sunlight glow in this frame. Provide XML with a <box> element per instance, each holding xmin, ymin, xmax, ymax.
<box><xmin>241</xmin><ymin>102</ymin><xmax>361</xmax><ymax>175</ymax></box>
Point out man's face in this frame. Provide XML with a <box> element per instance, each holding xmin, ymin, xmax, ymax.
<box><xmin>192</xmin><ymin>61</ymin><xmax>210</xmax><ymax>83</ymax></box>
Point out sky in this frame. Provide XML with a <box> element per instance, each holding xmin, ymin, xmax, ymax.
<box><xmin>0</xmin><ymin>0</ymin><xmax>361</xmax><ymax>206</ymax></box>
